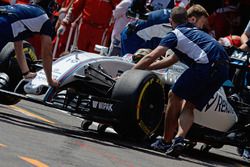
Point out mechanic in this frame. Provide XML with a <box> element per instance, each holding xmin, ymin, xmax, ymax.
<box><xmin>206</xmin><ymin>0</ymin><xmax>240</xmax><ymax>39</ymax></box>
<box><xmin>0</xmin><ymin>1</ymin><xmax>59</xmax><ymax>87</ymax></box>
<box><xmin>107</xmin><ymin>0</ymin><xmax>134</xmax><ymax>57</ymax></box>
<box><xmin>237</xmin><ymin>19</ymin><xmax>250</xmax><ymax>161</ymax></box>
<box><xmin>133</xmin><ymin>6</ymin><xmax>229</xmax><ymax>157</ymax></box>
<box><xmin>51</xmin><ymin>0</ymin><xmax>74</xmax><ymax>58</ymax></box>
<box><xmin>121</xmin><ymin>8</ymin><xmax>172</xmax><ymax>56</ymax></box>
<box><xmin>240</xmin><ymin>20</ymin><xmax>250</xmax><ymax>52</ymax></box>
<box><xmin>120</xmin><ymin>4</ymin><xmax>209</xmax><ymax>56</ymax></box>
<box><xmin>57</xmin><ymin>0</ymin><xmax>121</xmax><ymax>53</ymax></box>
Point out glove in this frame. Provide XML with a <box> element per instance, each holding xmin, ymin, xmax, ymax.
<box><xmin>57</xmin><ymin>24</ymin><xmax>66</xmax><ymax>35</ymax></box>
<box><xmin>59</xmin><ymin>11</ymin><xmax>67</xmax><ymax>21</ymax></box>
<box><xmin>58</xmin><ymin>8</ymin><xmax>67</xmax><ymax>21</ymax></box>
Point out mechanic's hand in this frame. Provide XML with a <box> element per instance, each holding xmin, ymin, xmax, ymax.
<box><xmin>58</xmin><ymin>8</ymin><xmax>67</xmax><ymax>21</ymax></box>
<box><xmin>23</xmin><ymin>71</ymin><xmax>37</xmax><ymax>80</ymax></box>
<box><xmin>48</xmin><ymin>79</ymin><xmax>60</xmax><ymax>88</ymax></box>
<box><xmin>113</xmin><ymin>76</ymin><xmax>120</xmax><ymax>80</ymax></box>
<box><xmin>57</xmin><ymin>24</ymin><xmax>66</xmax><ymax>35</ymax></box>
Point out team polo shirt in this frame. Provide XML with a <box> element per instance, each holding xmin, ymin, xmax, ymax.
<box><xmin>160</xmin><ymin>23</ymin><xmax>229</xmax><ymax>67</ymax></box>
<box><xmin>0</xmin><ymin>4</ymin><xmax>53</xmax><ymax>51</ymax></box>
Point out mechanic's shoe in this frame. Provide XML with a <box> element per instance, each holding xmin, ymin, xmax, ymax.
<box><xmin>242</xmin><ymin>148</ymin><xmax>250</xmax><ymax>161</ymax></box>
<box><xmin>23</xmin><ymin>72</ymin><xmax>37</xmax><ymax>80</ymax></box>
<box><xmin>126</xmin><ymin>8</ymin><xmax>148</xmax><ymax>20</ymax></box>
<box><xmin>165</xmin><ymin>137</ymin><xmax>185</xmax><ymax>158</ymax></box>
<box><xmin>226</xmin><ymin>132</ymin><xmax>247</xmax><ymax>143</ymax></box>
<box><xmin>237</xmin><ymin>147</ymin><xmax>244</xmax><ymax>156</ymax></box>
<box><xmin>126</xmin><ymin>23</ymin><xmax>137</xmax><ymax>35</ymax></box>
<box><xmin>150</xmin><ymin>137</ymin><xmax>171</xmax><ymax>152</ymax></box>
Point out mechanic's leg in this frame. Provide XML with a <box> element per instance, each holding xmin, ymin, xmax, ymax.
<box><xmin>163</xmin><ymin>91</ymin><xmax>184</xmax><ymax>142</ymax></box>
<box><xmin>151</xmin><ymin>91</ymin><xmax>183</xmax><ymax>152</ymax></box>
<box><xmin>176</xmin><ymin>101</ymin><xmax>195</xmax><ymax>138</ymax></box>
<box><xmin>164</xmin><ymin>100</ymin><xmax>194</xmax><ymax>157</ymax></box>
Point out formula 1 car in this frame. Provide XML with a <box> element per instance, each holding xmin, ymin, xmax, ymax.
<box><xmin>0</xmin><ymin>41</ymin><xmax>37</xmax><ymax>104</ymax></box>
<box><xmin>0</xmin><ymin>42</ymin><xmax>250</xmax><ymax>154</ymax></box>
<box><xmin>148</xmin><ymin>47</ymin><xmax>250</xmax><ymax>153</ymax></box>
<box><xmin>181</xmin><ymin>47</ymin><xmax>250</xmax><ymax>152</ymax></box>
<box><xmin>0</xmin><ymin>43</ymin><xmax>165</xmax><ymax>141</ymax></box>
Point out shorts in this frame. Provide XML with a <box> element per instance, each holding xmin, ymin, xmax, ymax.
<box><xmin>172</xmin><ymin>63</ymin><xmax>229</xmax><ymax>111</ymax></box>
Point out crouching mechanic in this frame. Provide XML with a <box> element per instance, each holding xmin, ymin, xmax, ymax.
<box><xmin>121</xmin><ymin>4</ymin><xmax>209</xmax><ymax>56</ymax></box>
<box><xmin>0</xmin><ymin>1</ymin><xmax>59</xmax><ymax>87</ymax></box>
<box><xmin>133</xmin><ymin>6</ymin><xmax>230</xmax><ymax>157</ymax></box>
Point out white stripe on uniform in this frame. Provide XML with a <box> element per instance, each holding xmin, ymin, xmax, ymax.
<box><xmin>11</xmin><ymin>14</ymin><xmax>49</xmax><ymax>38</ymax></box>
<box><xmin>173</xmin><ymin>28</ymin><xmax>209</xmax><ymax>64</ymax></box>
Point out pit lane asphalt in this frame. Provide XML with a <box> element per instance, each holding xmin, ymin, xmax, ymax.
<box><xmin>0</xmin><ymin>100</ymin><xmax>249</xmax><ymax>167</ymax></box>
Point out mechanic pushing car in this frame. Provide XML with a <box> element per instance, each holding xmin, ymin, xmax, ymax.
<box><xmin>0</xmin><ymin>0</ymin><xmax>59</xmax><ymax>87</ymax></box>
<box><xmin>133</xmin><ymin>6</ymin><xmax>230</xmax><ymax>157</ymax></box>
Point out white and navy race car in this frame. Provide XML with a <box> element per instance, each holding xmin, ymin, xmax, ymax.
<box><xmin>1</xmin><ymin>42</ymin><xmax>250</xmax><ymax>153</ymax></box>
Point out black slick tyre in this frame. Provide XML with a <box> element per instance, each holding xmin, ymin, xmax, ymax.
<box><xmin>111</xmin><ymin>69</ymin><xmax>165</xmax><ymax>141</ymax></box>
<box><xmin>0</xmin><ymin>42</ymin><xmax>37</xmax><ymax>105</ymax></box>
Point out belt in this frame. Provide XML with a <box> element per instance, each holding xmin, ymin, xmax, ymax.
<box><xmin>85</xmin><ymin>20</ymin><xmax>107</xmax><ymax>29</ymax></box>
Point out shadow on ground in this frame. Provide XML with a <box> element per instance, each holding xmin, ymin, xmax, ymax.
<box><xmin>0</xmin><ymin>111</ymin><xmax>249</xmax><ymax>167</ymax></box>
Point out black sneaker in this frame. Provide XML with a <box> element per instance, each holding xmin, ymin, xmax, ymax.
<box><xmin>237</xmin><ymin>147</ymin><xmax>244</xmax><ymax>156</ymax></box>
<box><xmin>150</xmin><ymin>137</ymin><xmax>172</xmax><ymax>152</ymax></box>
<box><xmin>126</xmin><ymin>8</ymin><xmax>148</xmax><ymax>20</ymax></box>
<box><xmin>242</xmin><ymin>148</ymin><xmax>250</xmax><ymax>161</ymax></box>
<box><xmin>165</xmin><ymin>137</ymin><xmax>185</xmax><ymax>157</ymax></box>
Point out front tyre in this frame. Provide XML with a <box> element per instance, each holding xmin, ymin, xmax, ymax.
<box><xmin>111</xmin><ymin>70</ymin><xmax>165</xmax><ymax>141</ymax></box>
<box><xmin>0</xmin><ymin>42</ymin><xmax>37</xmax><ymax>105</ymax></box>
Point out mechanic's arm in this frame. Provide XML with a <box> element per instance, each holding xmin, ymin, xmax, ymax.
<box><xmin>133</xmin><ymin>46</ymin><xmax>168</xmax><ymax>70</ymax></box>
<box><xmin>14</xmin><ymin>41</ymin><xmax>30</xmax><ymax>74</ymax></box>
<box><xmin>67</xmin><ymin>0</ymin><xmax>84</xmax><ymax>23</ymax></box>
<box><xmin>58</xmin><ymin>0</ymin><xmax>84</xmax><ymax>35</ymax></box>
<box><xmin>239</xmin><ymin>39</ymin><xmax>250</xmax><ymax>52</ymax></box>
<box><xmin>40</xmin><ymin>35</ymin><xmax>59</xmax><ymax>87</ymax></box>
<box><xmin>147</xmin><ymin>53</ymin><xmax>179</xmax><ymax>70</ymax></box>
<box><xmin>113</xmin><ymin>0</ymin><xmax>131</xmax><ymax>19</ymax></box>
<box><xmin>241</xmin><ymin>32</ymin><xmax>250</xmax><ymax>44</ymax></box>
<box><xmin>240</xmin><ymin>21</ymin><xmax>250</xmax><ymax>46</ymax></box>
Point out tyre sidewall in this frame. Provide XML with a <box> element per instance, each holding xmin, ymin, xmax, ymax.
<box><xmin>0</xmin><ymin>42</ymin><xmax>37</xmax><ymax>105</ymax></box>
<box><xmin>112</xmin><ymin>69</ymin><xmax>165</xmax><ymax>140</ymax></box>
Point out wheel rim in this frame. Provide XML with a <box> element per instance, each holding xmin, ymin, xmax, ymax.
<box><xmin>136</xmin><ymin>78</ymin><xmax>164</xmax><ymax>135</ymax></box>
